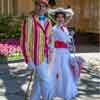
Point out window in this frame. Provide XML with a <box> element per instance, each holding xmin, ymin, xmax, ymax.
<box><xmin>0</xmin><ymin>0</ymin><xmax>18</xmax><ymax>16</ymax></box>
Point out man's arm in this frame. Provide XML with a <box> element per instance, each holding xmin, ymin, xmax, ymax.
<box><xmin>20</xmin><ymin>18</ymin><xmax>29</xmax><ymax>64</ymax></box>
<box><xmin>48</xmin><ymin>20</ymin><xmax>55</xmax><ymax>64</ymax></box>
<box><xmin>20</xmin><ymin>17</ymin><xmax>35</xmax><ymax>70</ymax></box>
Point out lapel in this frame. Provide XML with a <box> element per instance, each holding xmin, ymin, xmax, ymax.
<box><xmin>35</xmin><ymin>16</ymin><xmax>49</xmax><ymax>33</ymax></box>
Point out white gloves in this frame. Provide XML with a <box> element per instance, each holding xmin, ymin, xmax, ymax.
<box><xmin>67</xmin><ymin>35</ymin><xmax>72</xmax><ymax>43</ymax></box>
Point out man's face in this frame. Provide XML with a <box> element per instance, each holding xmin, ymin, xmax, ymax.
<box><xmin>35</xmin><ymin>2</ymin><xmax>48</xmax><ymax>16</ymax></box>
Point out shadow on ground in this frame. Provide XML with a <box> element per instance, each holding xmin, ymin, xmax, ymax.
<box><xmin>0</xmin><ymin>63</ymin><xmax>32</xmax><ymax>100</ymax></box>
<box><xmin>77</xmin><ymin>64</ymin><xmax>100</xmax><ymax>100</ymax></box>
<box><xmin>0</xmin><ymin>58</ymin><xmax>100</xmax><ymax>100</ymax></box>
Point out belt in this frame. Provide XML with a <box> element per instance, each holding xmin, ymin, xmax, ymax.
<box><xmin>55</xmin><ymin>40</ymin><xmax>68</xmax><ymax>48</ymax></box>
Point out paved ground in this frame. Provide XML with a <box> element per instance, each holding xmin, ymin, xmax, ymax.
<box><xmin>0</xmin><ymin>53</ymin><xmax>100</xmax><ymax>100</ymax></box>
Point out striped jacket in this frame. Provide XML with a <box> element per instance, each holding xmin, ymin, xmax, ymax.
<box><xmin>20</xmin><ymin>15</ymin><xmax>54</xmax><ymax>65</ymax></box>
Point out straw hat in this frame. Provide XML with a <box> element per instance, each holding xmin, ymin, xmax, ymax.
<box><xmin>33</xmin><ymin>0</ymin><xmax>48</xmax><ymax>5</ymax></box>
<box><xmin>48</xmin><ymin>7</ymin><xmax>74</xmax><ymax>17</ymax></box>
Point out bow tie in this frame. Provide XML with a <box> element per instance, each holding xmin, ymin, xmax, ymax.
<box><xmin>38</xmin><ymin>16</ymin><xmax>46</xmax><ymax>21</ymax></box>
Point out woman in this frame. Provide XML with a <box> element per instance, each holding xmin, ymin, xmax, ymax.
<box><xmin>49</xmin><ymin>8</ymin><xmax>84</xmax><ymax>100</ymax></box>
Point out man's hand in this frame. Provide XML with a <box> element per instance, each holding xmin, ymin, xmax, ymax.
<box><xmin>27</xmin><ymin>61</ymin><xmax>35</xmax><ymax>71</ymax></box>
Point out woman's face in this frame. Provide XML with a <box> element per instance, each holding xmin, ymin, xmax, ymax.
<box><xmin>56</xmin><ymin>13</ymin><xmax>65</xmax><ymax>25</ymax></box>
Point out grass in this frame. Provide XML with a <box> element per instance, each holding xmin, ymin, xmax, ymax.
<box><xmin>8</xmin><ymin>53</ymin><xmax>23</xmax><ymax>61</ymax></box>
<box><xmin>0</xmin><ymin>53</ymin><xmax>23</xmax><ymax>64</ymax></box>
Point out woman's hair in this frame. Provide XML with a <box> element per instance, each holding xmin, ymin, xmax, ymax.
<box><xmin>55</xmin><ymin>12</ymin><xmax>66</xmax><ymax>19</ymax></box>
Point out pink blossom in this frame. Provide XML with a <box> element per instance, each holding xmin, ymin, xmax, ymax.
<box><xmin>0</xmin><ymin>39</ymin><xmax>20</xmax><ymax>56</ymax></box>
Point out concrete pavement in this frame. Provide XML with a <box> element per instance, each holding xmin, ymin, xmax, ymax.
<box><xmin>0</xmin><ymin>53</ymin><xmax>100</xmax><ymax>100</ymax></box>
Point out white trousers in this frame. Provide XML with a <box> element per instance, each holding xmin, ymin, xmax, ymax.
<box><xmin>30</xmin><ymin>61</ymin><xmax>52</xmax><ymax>100</ymax></box>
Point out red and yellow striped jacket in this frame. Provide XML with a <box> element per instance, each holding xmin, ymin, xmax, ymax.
<box><xmin>20</xmin><ymin>15</ymin><xmax>54</xmax><ymax>65</ymax></box>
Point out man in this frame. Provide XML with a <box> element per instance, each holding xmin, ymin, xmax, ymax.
<box><xmin>20</xmin><ymin>0</ymin><xmax>54</xmax><ymax>100</ymax></box>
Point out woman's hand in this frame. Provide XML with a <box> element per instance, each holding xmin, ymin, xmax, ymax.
<box><xmin>48</xmin><ymin>49</ymin><xmax>54</xmax><ymax>64</ymax></box>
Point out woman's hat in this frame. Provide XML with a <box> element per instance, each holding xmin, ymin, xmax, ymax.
<box><xmin>48</xmin><ymin>8</ymin><xmax>74</xmax><ymax>17</ymax></box>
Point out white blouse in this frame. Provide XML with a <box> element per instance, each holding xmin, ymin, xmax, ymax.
<box><xmin>52</xmin><ymin>25</ymin><xmax>71</xmax><ymax>43</ymax></box>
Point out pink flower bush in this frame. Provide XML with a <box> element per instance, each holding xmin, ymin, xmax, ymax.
<box><xmin>0</xmin><ymin>39</ymin><xmax>20</xmax><ymax>56</ymax></box>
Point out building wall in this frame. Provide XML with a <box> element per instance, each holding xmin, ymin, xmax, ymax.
<box><xmin>55</xmin><ymin>0</ymin><xmax>100</xmax><ymax>33</ymax></box>
<box><xmin>0</xmin><ymin>0</ymin><xmax>99</xmax><ymax>33</ymax></box>
<box><xmin>17</xmin><ymin>0</ymin><xmax>33</xmax><ymax>16</ymax></box>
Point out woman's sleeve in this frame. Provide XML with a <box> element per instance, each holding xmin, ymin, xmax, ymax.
<box><xmin>48</xmin><ymin>20</ymin><xmax>54</xmax><ymax>49</ymax></box>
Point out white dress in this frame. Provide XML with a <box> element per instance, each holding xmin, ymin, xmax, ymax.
<box><xmin>50</xmin><ymin>25</ymin><xmax>78</xmax><ymax>100</ymax></box>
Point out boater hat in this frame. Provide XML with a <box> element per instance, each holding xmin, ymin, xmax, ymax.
<box><xmin>33</xmin><ymin>0</ymin><xmax>48</xmax><ymax>5</ymax></box>
<box><xmin>48</xmin><ymin>7</ymin><xmax>74</xmax><ymax>17</ymax></box>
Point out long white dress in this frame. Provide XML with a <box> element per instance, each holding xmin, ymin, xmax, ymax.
<box><xmin>50</xmin><ymin>25</ymin><xmax>78</xmax><ymax>100</ymax></box>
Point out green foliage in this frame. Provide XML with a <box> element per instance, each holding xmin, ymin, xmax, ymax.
<box><xmin>0</xmin><ymin>15</ymin><xmax>24</xmax><ymax>40</ymax></box>
<box><xmin>0</xmin><ymin>55</ymin><xmax>7</xmax><ymax>64</ymax></box>
<box><xmin>8</xmin><ymin>53</ymin><xmax>22</xmax><ymax>61</ymax></box>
